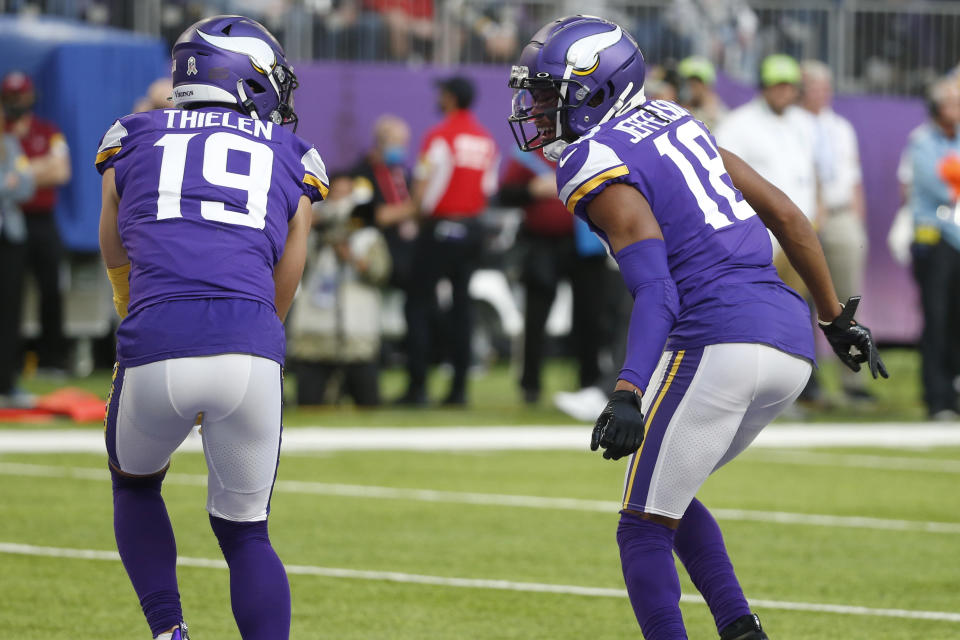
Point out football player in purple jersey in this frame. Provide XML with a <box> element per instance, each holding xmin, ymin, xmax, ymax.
<box><xmin>508</xmin><ymin>16</ymin><xmax>887</xmax><ymax>640</ymax></box>
<box><xmin>96</xmin><ymin>15</ymin><xmax>329</xmax><ymax>640</ymax></box>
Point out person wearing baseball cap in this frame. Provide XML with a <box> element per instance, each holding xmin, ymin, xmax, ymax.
<box><xmin>715</xmin><ymin>54</ymin><xmax>823</xmax><ymax>408</ymax></box>
<box><xmin>0</xmin><ymin>82</ymin><xmax>37</xmax><ymax>406</ymax></box>
<box><xmin>2</xmin><ymin>70</ymin><xmax>72</xmax><ymax>374</ymax></box>
<box><xmin>759</xmin><ymin>53</ymin><xmax>803</xmax><ymax>113</ymax></box>
<box><xmin>677</xmin><ymin>56</ymin><xmax>727</xmax><ymax>130</ymax></box>
<box><xmin>715</xmin><ymin>53</ymin><xmax>815</xmax><ymax>226</ymax></box>
<box><xmin>395</xmin><ymin>75</ymin><xmax>499</xmax><ymax>407</ymax></box>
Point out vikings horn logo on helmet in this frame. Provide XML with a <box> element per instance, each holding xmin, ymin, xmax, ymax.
<box><xmin>197</xmin><ymin>30</ymin><xmax>277</xmax><ymax>74</ymax></box>
<box><xmin>566</xmin><ymin>26</ymin><xmax>623</xmax><ymax>76</ymax></box>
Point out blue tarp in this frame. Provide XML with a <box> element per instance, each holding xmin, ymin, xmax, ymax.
<box><xmin>0</xmin><ymin>16</ymin><xmax>168</xmax><ymax>251</ymax></box>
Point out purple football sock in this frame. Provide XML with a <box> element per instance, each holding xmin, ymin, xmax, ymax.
<box><xmin>617</xmin><ymin>511</ymin><xmax>687</xmax><ymax>639</ymax></box>
<box><xmin>210</xmin><ymin>515</ymin><xmax>290</xmax><ymax>640</ymax></box>
<box><xmin>674</xmin><ymin>499</ymin><xmax>751</xmax><ymax>632</ymax></box>
<box><xmin>111</xmin><ymin>467</ymin><xmax>182</xmax><ymax>637</ymax></box>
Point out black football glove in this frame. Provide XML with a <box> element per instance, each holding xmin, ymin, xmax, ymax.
<box><xmin>819</xmin><ymin>296</ymin><xmax>889</xmax><ymax>379</ymax></box>
<box><xmin>591</xmin><ymin>389</ymin><xmax>645</xmax><ymax>460</ymax></box>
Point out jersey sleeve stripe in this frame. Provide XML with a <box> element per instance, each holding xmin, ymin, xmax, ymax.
<box><xmin>565</xmin><ymin>165</ymin><xmax>629</xmax><ymax>214</ymax></box>
<box><xmin>303</xmin><ymin>173</ymin><xmax>329</xmax><ymax>199</ymax></box>
<box><xmin>95</xmin><ymin>146</ymin><xmax>122</xmax><ymax>165</ymax></box>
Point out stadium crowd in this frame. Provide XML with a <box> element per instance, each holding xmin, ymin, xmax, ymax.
<box><xmin>1</xmin><ymin>5</ymin><xmax>960</xmax><ymax>420</ymax></box>
<box><xmin>4</xmin><ymin>0</ymin><xmax>960</xmax><ymax>95</ymax></box>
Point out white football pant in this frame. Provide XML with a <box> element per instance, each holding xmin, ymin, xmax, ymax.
<box><xmin>621</xmin><ymin>343</ymin><xmax>813</xmax><ymax>519</ymax></box>
<box><xmin>106</xmin><ymin>354</ymin><xmax>283</xmax><ymax>522</ymax></box>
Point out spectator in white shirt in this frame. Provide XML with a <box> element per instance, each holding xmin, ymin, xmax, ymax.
<box><xmin>801</xmin><ymin>60</ymin><xmax>872</xmax><ymax>404</ymax></box>
<box><xmin>716</xmin><ymin>54</ymin><xmax>824</xmax><ymax>407</ymax></box>
<box><xmin>715</xmin><ymin>54</ymin><xmax>817</xmax><ymax>296</ymax></box>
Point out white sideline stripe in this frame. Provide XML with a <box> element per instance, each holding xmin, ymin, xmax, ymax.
<box><xmin>4</xmin><ymin>424</ymin><xmax>960</xmax><ymax>453</ymax></box>
<box><xmin>3</xmin><ymin>462</ymin><xmax>960</xmax><ymax>535</ymax></box>
<box><xmin>707</xmin><ymin>509</ymin><xmax>960</xmax><ymax>534</ymax></box>
<box><xmin>2</xmin><ymin>542</ymin><xmax>959</xmax><ymax>623</ymax></box>
<box><xmin>749</xmin><ymin>450</ymin><xmax>960</xmax><ymax>474</ymax></box>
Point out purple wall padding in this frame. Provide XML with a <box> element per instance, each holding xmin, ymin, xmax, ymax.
<box><xmin>294</xmin><ymin>63</ymin><xmax>516</xmax><ymax>174</ymax></box>
<box><xmin>293</xmin><ymin>62</ymin><xmax>924</xmax><ymax>342</ymax></box>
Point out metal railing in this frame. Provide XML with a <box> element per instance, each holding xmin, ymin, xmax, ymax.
<box><xmin>9</xmin><ymin>0</ymin><xmax>960</xmax><ymax>95</ymax></box>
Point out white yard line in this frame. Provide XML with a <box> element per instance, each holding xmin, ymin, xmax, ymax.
<box><xmin>1</xmin><ymin>541</ymin><xmax>958</xmax><ymax>623</ymax></box>
<box><xmin>2</xmin><ymin>461</ymin><xmax>959</xmax><ymax>535</ymax></box>
<box><xmin>747</xmin><ymin>450</ymin><xmax>960</xmax><ymax>474</ymax></box>
<box><xmin>0</xmin><ymin>422</ymin><xmax>960</xmax><ymax>454</ymax></box>
<box><xmin>3</xmin><ymin>424</ymin><xmax>960</xmax><ymax>453</ymax></box>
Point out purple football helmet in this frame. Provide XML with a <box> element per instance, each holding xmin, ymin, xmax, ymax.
<box><xmin>171</xmin><ymin>15</ymin><xmax>298</xmax><ymax>128</ymax></box>
<box><xmin>508</xmin><ymin>16</ymin><xmax>646</xmax><ymax>158</ymax></box>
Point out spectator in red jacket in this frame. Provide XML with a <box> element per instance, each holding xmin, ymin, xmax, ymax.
<box><xmin>2</xmin><ymin>71</ymin><xmax>72</xmax><ymax>373</ymax></box>
<box><xmin>0</xmin><ymin>99</ymin><xmax>37</xmax><ymax>406</ymax></box>
<box><xmin>397</xmin><ymin>76</ymin><xmax>499</xmax><ymax>406</ymax></box>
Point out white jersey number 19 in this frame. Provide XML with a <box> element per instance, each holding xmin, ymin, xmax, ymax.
<box><xmin>154</xmin><ymin>132</ymin><xmax>273</xmax><ymax>230</ymax></box>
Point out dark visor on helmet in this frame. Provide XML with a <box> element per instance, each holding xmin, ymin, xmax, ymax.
<box><xmin>507</xmin><ymin>74</ymin><xmax>588</xmax><ymax>152</ymax></box>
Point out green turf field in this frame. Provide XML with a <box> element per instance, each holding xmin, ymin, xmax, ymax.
<box><xmin>2</xmin><ymin>348</ymin><xmax>952</xmax><ymax>638</ymax></box>
<box><xmin>1</xmin><ymin>442</ymin><xmax>959</xmax><ymax>639</ymax></box>
<box><xmin>7</xmin><ymin>347</ymin><xmax>927</xmax><ymax>428</ymax></box>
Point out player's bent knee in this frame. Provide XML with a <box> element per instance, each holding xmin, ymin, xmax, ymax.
<box><xmin>209</xmin><ymin>514</ymin><xmax>271</xmax><ymax>548</ymax></box>
<box><xmin>621</xmin><ymin>508</ymin><xmax>681</xmax><ymax>530</ymax></box>
<box><xmin>206</xmin><ymin>486</ymin><xmax>272</xmax><ymax>523</ymax></box>
<box><xmin>617</xmin><ymin>511</ymin><xmax>678</xmax><ymax>554</ymax></box>
<box><xmin>205</xmin><ymin>457</ymin><xmax>277</xmax><ymax>521</ymax></box>
<box><xmin>110</xmin><ymin>463</ymin><xmax>168</xmax><ymax>492</ymax></box>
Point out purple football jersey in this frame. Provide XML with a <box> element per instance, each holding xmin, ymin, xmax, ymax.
<box><xmin>555</xmin><ymin>100</ymin><xmax>814</xmax><ymax>362</ymax></box>
<box><xmin>96</xmin><ymin>107</ymin><xmax>329</xmax><ymax>366</ymax></box>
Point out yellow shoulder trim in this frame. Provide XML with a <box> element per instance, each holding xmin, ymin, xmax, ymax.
<box><xmin>303</xmin><ymin>173</ymin><xmax>330</xmax><ymax>199</ymax></box>
<box><xmin>565</xmin><ymin>165</ymin><xmax>630</xmax><ymax>214</ymax></box>
<box><xmin>96</xmin><ymin>146</ymin><xmax>121</xmax><ymax>165</ymax></box>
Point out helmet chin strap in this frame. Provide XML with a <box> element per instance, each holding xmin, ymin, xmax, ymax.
<box><xmin>598</xmin><ymin>82</ymin><xmax>647</xmax><ymax>126</ymax></box>
<box><xmin>265</xmin><ymin>70</ymin><xmax>285</xmax><ymax>124</ymax></box>
<box><xmin>544</xmin><ymin>82</ymin><xmax>646</xmax><ymax>162</ymax></box>
<box><xmin>545</xmin><ymin>64</ymin><xmax>576</xmax><ymax>160</ymax></box>
<box><xmin>236</xmin><ymin>80</ymin><xmax>260</xmax><ymax>120</ymax></box>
